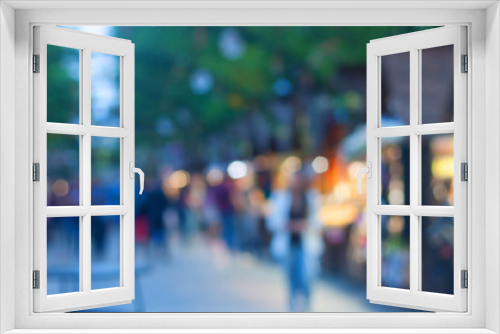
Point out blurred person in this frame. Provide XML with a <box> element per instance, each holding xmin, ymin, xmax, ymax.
<box><xmin>176</xmin><ymin>186</ymin><xmax>190</xmax><ymax>242</ymax></box>
<box><xmin>135</xmin><ymin>179</ymin><xmax>153</xmax><ymax>261</ymax></box>
<box><xmin>91</xmin><ymin>215</ymin><xmax>107</xmax><ymax>260</ymax></box>
<box><xmin>248</xmin><ymin>187</ymin><xmax>269</xmax><ymax>257</ymax></box>
<box><xmin>203</xmin><ymin>185</ymin><xmax>222</xmax><ymax>242</ymax></box>
<box><xmin>184</xmin><ymin>173</ymin><xmax>207</xmax><ymax>241</ymax></box>
<box><xmin>233</xmin><ymin>185</ymin><xmax>261</xmax><ymax>256</ymax></box>
<box><xmin>135</xmin><ymin>200</ymin><xmax>151</xmax><ymax>263</ymax></box>
<box><xmin>146</xmin><ymin>180</ymin><xmax>169</xmax><ymax>260</ymax></box>
<box><xmin>266</xmin><ymin>171</ymin><xmax>324</xmax><ymax>312</ymax></box>
<box><xmin>212</xmin><ymin>177</ymin><xmax>238</xmax><ymax>252</ymax></box>
<box><xmin>231</xmin><ymin>170</ymin><xmax>263</xmax><ymax>256</ymax></box>
<box><xmin>345</xmin><ymin>215</ymin><xmax>367</xmax><ymax>283</ymax></box>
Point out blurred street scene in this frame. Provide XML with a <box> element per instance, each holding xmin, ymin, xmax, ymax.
<box><xmin>46</xmin><ymin>26</ymin><xmax>455</xmax><ymax>312</ymax></box>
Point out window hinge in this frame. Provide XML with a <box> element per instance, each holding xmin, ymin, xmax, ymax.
<box><xmin>461</xmin><ymin>54</ymin><xmax>468</xmax><ymax>73</ymax></box>
<box><xmin>33</xmin><ymin>270</ymin><xmax>40</xmax><ymax>289</ymax></box>
<box><xmin>461</xmin><ymin>270</ymin><xmax>468</xmax><ymax>289</ymax></box>
<box><xmin>33</xmin><ymin>163</ymin><xmax>40</xmax><ymax>182</ymax></box>
<box><xmin>33</xmin><ymin>54</ymin><xmax>40</xmax><ymax>73</ymax></box>
<box><xmin>461</xmin><ymin>162</ymin><xmax>468</xmax><ymax>181</ymax></box>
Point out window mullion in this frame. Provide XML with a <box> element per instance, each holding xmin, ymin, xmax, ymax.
<box><xmin>412</xmin><ymin>123</ymin><xmax>454</xmax><ymax>135</ymax></box>
<box><xmin>409</xmin><ymin>48</ymin><xmax>420</xmax><ymax>295</ymax></box>
<box><xmin>78</xmin><ymin>48</ymin><xmax>84</xmax><ymax>293</ymax></box>
<box><xmin>82</xmin><ymin>47</ymin><xmax>92</xmax><ymax>294</ymax></box>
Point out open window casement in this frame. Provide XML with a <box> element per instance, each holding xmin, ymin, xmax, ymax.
<box><xmin>33</xmin><ymin>26</ymin><xmax>141</xmax><ymax>312</ymax></box>
<box><xmin>363</xmin><ymin>26</ymin><xmax>467</xmax><ymax>312</ymax></box>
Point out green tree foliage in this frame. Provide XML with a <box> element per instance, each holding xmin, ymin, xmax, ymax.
<box><xmin>48</xmin><ymin>26</ymin><xmax>430</xmax><ymax>173</ymax></box>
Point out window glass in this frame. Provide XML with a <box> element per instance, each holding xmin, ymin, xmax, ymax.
<box><xmin>381</xmin><ymin>215</ymin><xmax>410</xmax><ymax>290</ymax></box>
<box><xmin>47</xmin><ymin>45</ymin><xmax>80</xmax><ymax>124</ymax></box>
<box><xmin>47</xmin><ymin>134</ymin><xmax>80</xmax><ymax>206</ymax></box>
<box><xmin>47</xmin><ymin>217</ymin><xmax>80</xmax><ymax>295</ymax></box>
<box><xmin>421</xmin><ymin>45</ymin><xmax>454</xmax><ymax>124</ymax></box>
<box><xmin>381</xmin><ymin>137</ymin><xmax>410</xmax><ymax>205</ymax></box>
<box><xmin>91</xmin><ymin>137</ymin><xmax>121</xmax><ymax>206</ymax></box>
<box><xmin>421</xmin><ymin>134</ymin><xmax>454</xmax><ymax>206</ymax></box>
<box><xmin>421</xmin><ymin>216</ymin><xmax>454</xmax><ymax>295</ymax></box>
<box><xmin>381</xmin><ymin>52</ymin><xmax>410</xmax><ymax>127</ymax></box>
<box><xmin>91</xmin><ymin>215</ymin><xmax>121</xmax><ymax>290</ymax></box>
<box><xmin>91</xmin><ymin>52</ymin><xmax>121</xmax><ymax>127</ymax></box>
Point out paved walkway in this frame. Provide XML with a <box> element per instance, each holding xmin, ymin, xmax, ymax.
<box><xmin>84</xmin><ymin>235</ymin><xmax>409</xmax><ymax>313</ymax></box>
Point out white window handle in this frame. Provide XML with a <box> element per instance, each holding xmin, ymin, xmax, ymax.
<box><xmin>129</xmin><ymin>161</ymin><xmax>144</xmax><ymax>195</ymax></box>
<box><xmin>357</xmin><ymin>161</ymin><xmax>372</xmax><ymax>195</ymax></box>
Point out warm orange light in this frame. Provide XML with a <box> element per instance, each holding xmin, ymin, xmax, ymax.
<box><xmin>319</xmin><ymin>203</ymin><xmax>358</xmax><ymax>228</ymax></box>
<box><xmin>432</xmin><ymin>156</ymin><xmax>454</xmax><ymax>179</ymax></box>
<box><xmin>169</xmin><ymin>170</ymin><xmax>190</xmax><ymax>189</ymax></box>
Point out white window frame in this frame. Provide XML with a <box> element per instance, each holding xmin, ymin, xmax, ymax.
<box><xmin>33</xmin><ymin>26</ymin><xmax>136</xmax><ymax>313</ymax></box>
<box><xmin>0</xmin><ymin>1</ymin><xmax>499</xmax><ymax>333</ymax></box>
<box><xmin>366</xmin><ymin>26</ymin><xmax>468</xmax><ymax>312</ymax></box>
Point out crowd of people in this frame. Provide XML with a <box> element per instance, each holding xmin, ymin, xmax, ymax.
<box><xmin>45</xmin><ymin>26</ymin><xmax>456</xmax><ymax>310</ymax></box>
<box><xmin>133</xmin><ymin>160</ymin><xmax>327</xmax><ymax>311</ymax></box>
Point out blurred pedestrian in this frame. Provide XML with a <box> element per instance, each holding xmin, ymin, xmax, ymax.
<box><xmin>266</xmin><ymin>171</ymin><xmax>324</xmax><ymax>312</ymax></box>
<box><xmin>212</xmin><ymin>177</ymin><xmax>237</xmax><ymax>252</ymax></box>
<box><xmin>146</xmin><ymin>181</ymin><xmax>169</xmax><ymax>260</ymax></box>
<box><xmin>232</xmin><ymin>173</ymin><xmax>261</xmax><ymax>256</ymax></box>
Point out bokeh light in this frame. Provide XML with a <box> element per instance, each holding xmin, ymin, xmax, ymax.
<box><xmin>169</xmin><ymin>170</ymin><xmax>190</xmax><ymax>189</ymax></box>
<box><xmin>227</xmin><ymin>161</ymin><xmax>248</xmax><ymax>179</ymax></box>
<box><xmin>52</xmin><ymin>179</ymin><xmax>69</xmax><ymax>197</ymax></box>
<box><xmin>312</xmin><ymin>156</ymin><xmax>329</xmax><ymax>174</ymax></box>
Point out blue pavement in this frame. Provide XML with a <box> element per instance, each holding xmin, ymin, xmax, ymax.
<box><xmin>82</xmin><ymin>234</ymin><xmax>413</xmax><ymax>313</ymax></box>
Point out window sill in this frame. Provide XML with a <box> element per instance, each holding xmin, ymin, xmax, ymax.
<box><xmin>4</xmin><ymin>329</ymin><xmax>497</xmax><ymax>334</ymax></box>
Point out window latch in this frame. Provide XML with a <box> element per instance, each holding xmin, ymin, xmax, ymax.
<box><xmin>357</xmin><ymin>161</ymin><xmax>372</xmax><ymax>195</ymax></box>
<box><xmin>129</xmin><ymin>162</ymin><xmax>144</xmax><ymax>195</ymax></box>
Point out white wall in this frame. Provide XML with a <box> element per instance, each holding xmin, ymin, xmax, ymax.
<box><xmin>485</xmin><ymin>2</ymin><xmax>500</xmax><ymax>333</ymax></box>
<box><xmin>0</xmin><ymin>2</ymin><xmax>16</xmax><ymax>333</ymax></box>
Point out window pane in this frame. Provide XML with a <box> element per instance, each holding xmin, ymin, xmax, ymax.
<box><xmin>381</xmin><ymin>52</ymin><xmax>410</xmax><ymax>127</ymax></box>
<box><xmin>421</xmin><ymin>134</ymin><xmax>454</xmax><ymax>206</ymax></box>
<box><xmin>91</xmin><ymin>215</ymin><xmax>121</xmax><ymax>290</ymax></box>
<box><xmin>47</xmin><ymin>134</ymin><xmax>80</xmax><ymax>206</ymax></box>
<box><xmin>421</xmin><ymin>216</ymin><xmax>454</xmax><ymax>294</ymax></box>
<box><xmin>91</xmin><ymin>137</ymin><xmax>121</xmax><ymax>205</ymax></box>
<box><xmin>381</xmin><ymin>137</ymin><xmax>410</xmax><ymax>205</ymax></box>
<box><xmin>381</xmin><ymin>215</ymin><xmax>410</xmax><ymax>290</ymax></box>
<box><xmin>47</xmin><ymin>45</ymin><xmax>80</xmax><ymax>124</ymax></box>
<box><xmin>47</xmin><ymin>217</ymin><xmax>80</xmax><ymax>295</ymax></box>
<box><xmin>91</xmin><ymin>52</ymin><xmax>120</xmax><ymax>127</ymax></box>
<box><xmin>421</xmin><ymin>45</ymin><xmax>454</xmax><ymax>124</ymax></box>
